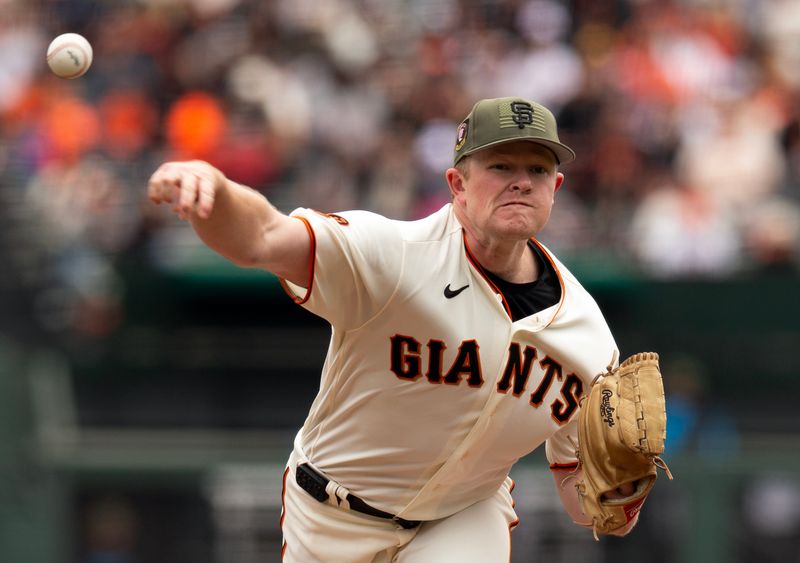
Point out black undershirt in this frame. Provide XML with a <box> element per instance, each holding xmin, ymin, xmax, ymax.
<box><xmin>483</xmin><ymin>241</ymin><xmax>561</xmax><ymax>322</ymax></box>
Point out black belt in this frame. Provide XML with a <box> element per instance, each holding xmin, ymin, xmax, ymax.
<box><xmin>295</xmin><ymin>462</ymin><xmax>421</xmax><ymax>529</ymax></box>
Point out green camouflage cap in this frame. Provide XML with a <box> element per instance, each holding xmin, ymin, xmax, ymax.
<box><xmin>453</xmin><ymin>97</ymin><xmax>575</xmax><ymax>165</ymax></box>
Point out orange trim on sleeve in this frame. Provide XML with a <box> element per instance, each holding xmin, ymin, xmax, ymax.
<box><xmin>549</xmin><ymin>462</ymin><xmax>579</xmax><ymax>471</ymax></box>
<box><xmin>278</xmin><ymin>215</ymin><xmax>316</xmax><ymax>305</ymax></box>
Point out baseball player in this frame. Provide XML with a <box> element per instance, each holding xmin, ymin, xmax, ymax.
<box><xmin>147</xmin><ymin>97</ymin><xmax>640</xmax><ymax>562</ymax></box>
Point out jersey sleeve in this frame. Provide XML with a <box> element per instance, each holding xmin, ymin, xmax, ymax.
<box><xmin>546</xmin><ymin>419</ymin><xmax>579</xmax><ymax>469</ymax></box>
<box><xmin>281</xmin><ymin>208</ymin><xmax>404</xmax><ymax>330</ymax></box>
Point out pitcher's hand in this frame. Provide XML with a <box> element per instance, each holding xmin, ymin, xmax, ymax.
<box><xmin>602</xmin><ymin>481</ymin><xmax>636</xmax><ymax>501</ymax></box>
<box><xmin>147</xmin><ymin>160</ymin><xmax>225</xmax><ymax>220</ymax></box>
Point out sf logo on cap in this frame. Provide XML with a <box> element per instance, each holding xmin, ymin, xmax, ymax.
<box><xmin>510</xmin><ymin>101</ymin><xmax>534</xmax><ymax>129</ymax></box>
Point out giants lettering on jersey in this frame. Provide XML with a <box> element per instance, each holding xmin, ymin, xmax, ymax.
<box><xmin>390</xmin><ymin>335</ymin><xmax>583</xmax><ymax>424</ymax></box>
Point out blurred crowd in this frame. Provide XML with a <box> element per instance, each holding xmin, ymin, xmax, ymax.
<box><xmin>1</xmin><ymin>0</ymin><xmax>800</xmax><ymax>338</ymax></box>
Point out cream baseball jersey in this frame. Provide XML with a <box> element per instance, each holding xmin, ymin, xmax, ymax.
<box><xmin>281</xmin><ymin>203</ymin><xmax>618</xmax><ymax>521</ymax></box>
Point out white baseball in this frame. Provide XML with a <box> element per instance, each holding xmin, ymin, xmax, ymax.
<box><xmin>46</xmin><ymin>33</ymin><xmax>93</xmax><ymax>79</ymax></box>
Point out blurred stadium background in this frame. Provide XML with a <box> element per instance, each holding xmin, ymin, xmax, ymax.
<box><xmin>1</xmin><ymin>0</ymin><xmax>799</xmax><ymax>561</ymax></box>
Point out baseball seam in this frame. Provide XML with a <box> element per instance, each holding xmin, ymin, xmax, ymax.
<box><xmin>47</xmin><ymin>42</ymin><xmax>90</xmax><ymax>79</ymax></box>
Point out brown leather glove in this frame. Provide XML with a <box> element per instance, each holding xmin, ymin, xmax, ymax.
<box><xmin>575</xmin><ymin>352</ymin><xmax>673</xmax><ymax>539</ymax></box>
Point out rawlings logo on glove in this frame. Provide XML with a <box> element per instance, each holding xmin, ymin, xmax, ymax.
<box><xmin>600</xmin><ymin>389</ymin><xmax>615</xmax><ymax>427</ymax></box>
<box><xmin>575</xmin><ymin>352</ymin><xmax>673</xmax><ymax>539</ymax></box>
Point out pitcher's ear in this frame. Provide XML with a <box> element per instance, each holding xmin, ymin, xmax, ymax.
<box><xmin>446</xmin><ymin>167</ymin><xmax>465</xmax><ymax>198</ymax></box>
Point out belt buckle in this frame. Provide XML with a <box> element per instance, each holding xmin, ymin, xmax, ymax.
<box><xmin>296</xmin><ymin>463</ymin><xmax>330</xmax><ymax>502</ymax></box>
<box><xmin>298</xmin><ymin>462</ymin><xmax>420</xmax><ymax>529</ymax></box>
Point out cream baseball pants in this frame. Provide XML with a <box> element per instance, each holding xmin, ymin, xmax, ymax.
<box><xmin>280</xmin><ymin>457</ymin><xmax>518</xmax><ymax>563</ymax></box>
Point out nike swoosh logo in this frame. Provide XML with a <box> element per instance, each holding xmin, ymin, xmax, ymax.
<box><xmin>444</xmin><ymin>283</ymin><xmax>470</xmax><ymax>299</ymax></box>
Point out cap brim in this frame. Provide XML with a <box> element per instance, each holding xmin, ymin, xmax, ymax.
<box><xmin>458</xmin><ymin>137</ymin><xmax>575</xmax><ymax>165</ymax></box>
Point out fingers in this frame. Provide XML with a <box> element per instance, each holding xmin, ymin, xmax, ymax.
<box><xmin>177</xmin><ymin>170</ymin><xmax>199</xmax><ymax>220</ymax></box>
<box><xmin>147</xmin><ymin>162</ymin><xmax>218</xmax><ymax>220</ymax></box>
<box><xmin>601</xmin><ymin>480</ymin><xmax>637</xmax><ymax>501</ymax></box>
<box><xmin>195</xmin><ymin>174</ymin><xmax>216</xmax><ymax>219</ymax></box>
<box><xmin>146</xmin><ymin>163</ymin><xmax>177</xmax><ymax>204</ymax></box>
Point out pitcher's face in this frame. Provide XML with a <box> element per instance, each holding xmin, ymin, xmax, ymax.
<box><xmin>449</xmin><ymin>142</ymin><xmax>564</xmax><ymax>242</ymax></box>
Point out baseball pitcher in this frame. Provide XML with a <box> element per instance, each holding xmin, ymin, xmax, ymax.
<box><xmin>147</xmin><ymin>97</ymin><xmax>671</xmax><ymax>562</ymax></box>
